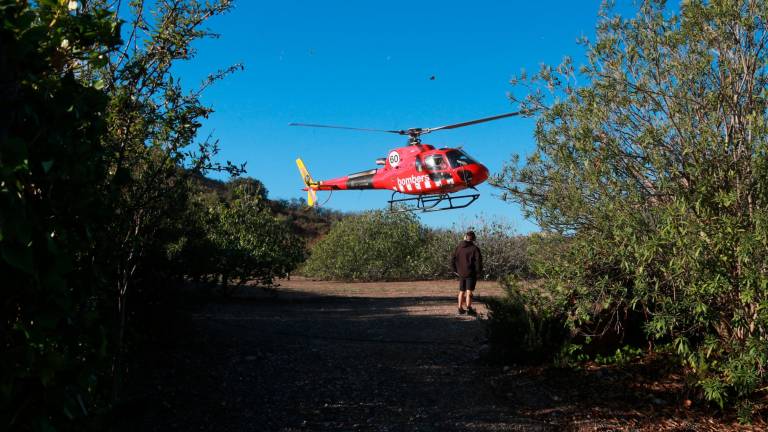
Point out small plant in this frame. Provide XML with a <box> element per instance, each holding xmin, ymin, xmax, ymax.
<box><xmin>554</xmin><ymin>343</ymin><xmax>589</xmax><ymax>368</ymax></box>
<box><xmin>594</xmin><ymin>345</ymin><xmax>644</xmax><ymax>366</ymax></box>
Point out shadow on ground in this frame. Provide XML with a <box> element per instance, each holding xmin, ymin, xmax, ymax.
<box><xmin>116</xmin><ymin>285</ymin><xmax>757</xmax><ymax>431</ymax></box>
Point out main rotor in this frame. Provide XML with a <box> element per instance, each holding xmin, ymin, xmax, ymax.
<box><xmin>290</xmin><ymin>111</ymin><xmax>525</xmax><ymax>145</ymax></box>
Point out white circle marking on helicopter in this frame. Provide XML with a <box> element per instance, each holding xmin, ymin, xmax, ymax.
<box><xmin>388</xmin><ymin>151</ymin><xmax>400</xmax><ymax>168</ymax></box>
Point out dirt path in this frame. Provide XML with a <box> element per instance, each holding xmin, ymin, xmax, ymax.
<box><xmin>119</xmin><ymin>279</ymin><xmax>759</xmax><ymax>431</ymax></box>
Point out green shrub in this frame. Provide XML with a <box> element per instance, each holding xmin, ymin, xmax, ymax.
<box><xmin>410</xmin><ymin>218</ymin><xmax>532</xmax><ymax>280</ymax></box>
<box><xmin>303</xmin><ymin>212</ymin><xmax>533</xmax><ymax>282</ymax></box>
<box><xmin>408</xmin><ymin>228</ymin><xmax>462</xmax><ymax>279</ymax></box>
<box><xmin>3</xmin><ymin>1</ymin><xmax>288</xmax><ymax>428</ymax></box>
<box><xmin>302</xmin><ymin>211</ymin><xmax>426</xmax><ymax>281</ymax></box>
<box><xmin>492</xmin><ymin>0</ymin><xmax>768</xmax><ymax>415</ymax></box>
<box><xmin>470</xmin><ymin>219</ymin><xmax>531</xmax><ymax>279</ymax></box>
<box><xmin>165</xmin><ymin>182</ymin><xmax>305</xmax><ymax>289</ymax></box>
<box><xmin>1</xmin><ymin>2</ymin><xmax>120</xmax><ymax>428</ymax></box>
<box><xmin>207</xmin><ymin>189</ymin><xmax>305</xmax><ymax>288</ymax></box>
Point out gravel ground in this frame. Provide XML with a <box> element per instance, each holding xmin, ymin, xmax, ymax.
<box><xmin>117</xmin><ymin>279</ymin><xmax>763</xmax><ymax>431</ymax></box>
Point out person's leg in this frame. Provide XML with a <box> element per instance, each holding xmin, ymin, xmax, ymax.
<box><xmin>458</xmin><ymin>279</ymin><xmax>467</xmax><ymax>313</ymax></box>
<box><xmin>466</xmin><ymin>278</ymin><xmax>477</xmax><ymax>315</ymax></box>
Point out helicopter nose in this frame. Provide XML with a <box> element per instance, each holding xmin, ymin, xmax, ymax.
<box><xmin>475</xmin><ymin>163</ymin><xmax>489</xmax><ymax>185</ymax></box>
<box><xmin>459</xmin><ymin>163</ymin><xmax>489</xmax><ymax>186</ymax></box>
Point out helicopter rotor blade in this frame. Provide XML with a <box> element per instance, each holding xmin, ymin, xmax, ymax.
<box><xmin>289</xmin><ymin>122</ymin><xmax>405</xmax><ymax>135</ymax></box>
<box><xmin>290</xmin><ymin>110</ymin><xmax>527</xmax><ymax>142</ymax></box>
<box><xmin>421</xmin><ymin>111</ymin><xmax>524</xmax><ymax>134</ymax></box>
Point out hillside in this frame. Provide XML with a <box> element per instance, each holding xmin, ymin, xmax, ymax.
<box><xmin>192</xmin><ymin>173</ymin><xmax>345</xmax><ymax>241</ymax></box>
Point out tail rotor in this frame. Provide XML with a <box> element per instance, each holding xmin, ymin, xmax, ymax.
<box><xmin>295</xmin><ymin>158</ymin><xmax>318</xmax><ymax>207</ymax></box>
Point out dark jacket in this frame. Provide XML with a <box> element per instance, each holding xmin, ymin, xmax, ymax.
<box><xmin>451</xmin><ymin>240</ymin><xmax>483</xmax><ymax>279</ymax></box>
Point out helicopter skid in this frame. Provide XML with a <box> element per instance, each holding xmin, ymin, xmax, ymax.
<box><xmin>388</xmin><ymin>191</ymin><xmax>479</xmax><ymax>213</ymax></box>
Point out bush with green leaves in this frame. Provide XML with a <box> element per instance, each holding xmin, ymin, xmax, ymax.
<box><xmin>411</xmin><ymin>218</ymin><xmax>531</xmax><ymax>280</ymax></box>
<box><xmin>467</xmin><ymin>219</ymin><xmax>530</xmax><ymax>280</ymax></box>
<box><xmin>206</xmin><ymin>186</ymin><xmax>306</xmax><ymax>288</ymax></box>
<box><xmin>303</xmin><ymin>211</ymin><xmax>427</xmax><ymax>281</ymax></box>
<box><xmin>493</xmin><ymin>0</ymin><xmax>768</xmax><ymax>414</ymax></box>
<box><xmin>1</xmin><ymin>1</ymin><xmax>120</xmax><ymax>428</ymax></box>
<box><xmin>3</xmin><ymin>1</ymin><xmax>296</xmax><ymax>429</ymax></box>
<box><xmin>162</xmin><ymin>179</ymin><xmax>305</xmax><ymax>289</ymax></box>
<box><xmin>408</xmin><ymin>228</ymin><xmax>462</xmax><ymax>279</ymax></box>
<box><xmin>92</xmin><ymin>0</ymin><xmax>245</xmax><ymax>400</ymax></box>
<box><xmin>304</xmin><ymin>212</ymin><xmax>532</xmax><ymax>281</ymax></box>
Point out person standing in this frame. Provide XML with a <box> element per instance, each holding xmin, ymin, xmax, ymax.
<box><xmin>451</xmin><ymin>230</ymin><xmax>483</xmax><ymax>315</ymax></box>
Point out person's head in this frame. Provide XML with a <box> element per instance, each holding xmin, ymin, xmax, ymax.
<box><xmin>464</xmin><ymin>230</ymin><xmax>476</xmax><ymax>242</ymax></box>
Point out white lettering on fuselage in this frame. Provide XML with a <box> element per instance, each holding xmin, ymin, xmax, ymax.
<box><xmin>397</xmin><ymin>174</ymin><xmax>430</xmax><ymax>187</ymax></box>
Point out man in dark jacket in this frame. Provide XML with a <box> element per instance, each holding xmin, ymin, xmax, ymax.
<box><xmin>451</xmin><ymin>230</ymin><xmax>483</xmax><ymax>315</ymax></box>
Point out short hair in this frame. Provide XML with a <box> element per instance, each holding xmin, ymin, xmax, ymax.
<box><xmin>465</xmin><ymin>230</ymin><xmax>476</xmax><ymax>241</ymax></box>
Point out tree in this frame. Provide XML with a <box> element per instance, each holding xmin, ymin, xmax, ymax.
<box><xmin>492</xmin><ymin>0</ymin><xmax>768</xmax><ymax>411</ymax></box>
<box><xmin>3</xmin><ymin>1</ymin><xmax>299</xmax><ymax>428</ymax></box>
<box><xmin>84</xmin><ymin>0</ymin><xmax>244</xmax><ymax>400</ymax></box>
<box><xmin>1</xmin><ymin>1</ymin><xmax>120</xmax><ymax>428</ymax></box>
<box><xmin>207</xmin><ymin>183</ymin><xmax>305</xmax><ymax>289</ymax></box>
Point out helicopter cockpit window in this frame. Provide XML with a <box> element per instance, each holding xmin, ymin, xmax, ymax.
<box><xmin>445</xmin><ymin>150</ymin><xmax>477</xmax><ymax>168</ymax></box>
<box><xmin>424</xmin><ymin>155</ymin><xmax>447</xmax><ymax>171</ymax></box>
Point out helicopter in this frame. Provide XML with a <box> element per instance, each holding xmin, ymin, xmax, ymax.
<box><xmin>292</xmin><ymin>111</ymin><xmax>522</xmax><ymax>212</ymax></box>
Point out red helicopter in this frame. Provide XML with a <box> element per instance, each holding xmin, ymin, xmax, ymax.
<box><xmin>292</xmin><ymin>111</ymin><xmax>522</xmax><ymax>212</ymax></box>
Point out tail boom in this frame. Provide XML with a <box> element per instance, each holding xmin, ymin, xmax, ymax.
<box><xmin>296</xmin><ymin>158</ymin><xmax>380</xmax><ymax>207</ymax></box>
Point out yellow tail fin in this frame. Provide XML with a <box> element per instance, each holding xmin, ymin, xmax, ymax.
<box><xmin>296</xmin><ymin>158</ymin><xmax>318</xmax><ymax>207</ymax></box>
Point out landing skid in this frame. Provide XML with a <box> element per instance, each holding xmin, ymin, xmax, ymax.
<box><xmin>388</xmin><ymin>192</ymin><xmax>480</xmax><ymax>212</ymax></box>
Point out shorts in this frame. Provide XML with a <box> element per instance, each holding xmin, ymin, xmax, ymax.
<box><xmin>459</xmin><ymin>277</ymin><xmax>476</xmax><ymax>292</ymax></box>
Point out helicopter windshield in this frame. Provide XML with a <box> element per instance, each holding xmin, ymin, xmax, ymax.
<box><xmin>445</xmin><ymin>150</ymin><xmax>477</xmax><ymax>167</ymax></box>
<box><xmin>424</xmin><ymin>154</ymin><xmax>448</xmax><ymax>171</ymax></box>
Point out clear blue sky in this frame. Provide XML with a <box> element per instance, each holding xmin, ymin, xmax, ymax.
<box><xmin>174</xmin><ymin>1</ymin><xmax>624</xmax><ymax>234</ymax></box>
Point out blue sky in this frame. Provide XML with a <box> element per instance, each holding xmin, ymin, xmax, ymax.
<box><xmin>175</xmin><ymin>1</ymin><xmax>621</xmax><ymax>234</ymax></box>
